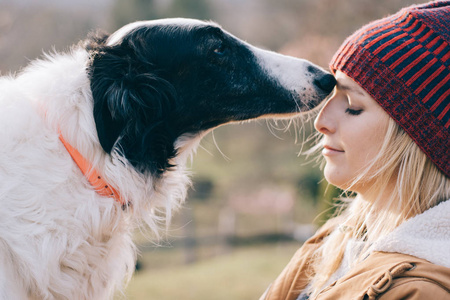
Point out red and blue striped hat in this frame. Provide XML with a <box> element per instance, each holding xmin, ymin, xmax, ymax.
<box><xmin>330</xmin><ymin>0</ymin><xmax>450</xmax><ymax>178</ymax></box>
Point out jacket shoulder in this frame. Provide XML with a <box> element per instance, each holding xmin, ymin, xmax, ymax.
<box><xmin>316</xmin><ymin>252</ymin><xmax>450</xmax><ymax>300</ymax></box>
<box><xmin>361</xmin><ymin>252</ymin><xmax>450</xmax><ymax>299</ymax></box>
<box><xmin>379</xmin><ymin>278</ymin><xmax>450</xmax><ymax>299</ymax></box>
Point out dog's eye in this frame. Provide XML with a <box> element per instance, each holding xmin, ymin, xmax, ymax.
<box><xmin>213</xmin><ymin>43</ymin><xmax>227</xmax><ymax>56</ymax></box>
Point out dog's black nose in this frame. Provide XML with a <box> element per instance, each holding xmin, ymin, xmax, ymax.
<box><xmin>314</xmin><ymin>73</ymin><xmax>336</xmax><ymax>94</ymax></box>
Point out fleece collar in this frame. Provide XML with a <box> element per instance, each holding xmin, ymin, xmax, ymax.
<box><xmin>371</xmin><ymin>199</ymin><xmax>450</xmax><ymax>268</ymax></box>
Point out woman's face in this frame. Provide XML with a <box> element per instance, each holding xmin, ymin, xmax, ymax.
<box><xmin>314</xmin><ymin>71</ymin><xmax>390</xmax><ymax>193</ymax></box>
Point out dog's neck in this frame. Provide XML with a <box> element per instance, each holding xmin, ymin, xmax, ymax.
<box><xmin>32</xmin><ymin>48</ymin><xmax>204</xmax><ymax>231</ymax></box>
<box><xmin>59</xmin><ymin>132</ymin><xmax>125</xmax><ymax>206</ymax></box>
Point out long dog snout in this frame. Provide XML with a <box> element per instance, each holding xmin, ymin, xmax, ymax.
<box><xmin>251</xmin><ymin>46</ymin><xmax>335</xmax><ymax>112</ymax></box>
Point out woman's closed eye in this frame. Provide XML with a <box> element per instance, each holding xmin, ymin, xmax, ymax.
<box><xmin>345</xmin><ymin>108</ymin><xmax>363</xmax><ymax>115</ymax></box>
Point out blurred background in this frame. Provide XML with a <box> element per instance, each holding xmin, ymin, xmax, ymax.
<box><xmin>0</xmin><ymin>0</ymin><xmax>432</xmax><ymax>299</ymax></box>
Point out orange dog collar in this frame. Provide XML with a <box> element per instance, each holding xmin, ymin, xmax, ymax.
<box><xmin>59</xmin><ymin>133</ymin><xmax>125</xmax><ymax>205</ymax></box>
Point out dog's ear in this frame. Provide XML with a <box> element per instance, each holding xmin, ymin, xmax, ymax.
<box><xmin>88</xmin><ymin>41</ymin><xmax>179</xmax><ymax>173</ymax></box>
<box><xmin>83</xmin><ymin>30</ymin><xmax>110</xmax><ymax>52</ymax></box>
<box><xmin>83</xmin><ymin>30</ymin><xmax>125</xmax><ymax>152</ymax></box>
<box><xmin>89</xmin><ymin>48</ymin><xmax>129</xmax><ymax>153</ymax></box>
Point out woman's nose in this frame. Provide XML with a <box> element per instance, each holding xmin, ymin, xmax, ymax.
<box><xmin>314</xmin><ymin>99</ymin><xmax>336</xmax><ymax>134</ymax></box>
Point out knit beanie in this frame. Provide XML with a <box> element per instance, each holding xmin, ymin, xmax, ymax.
<box><xmin>330</xmin><ymin>0</ymin><xmax>450</xmax><ymax>178</ymax></box>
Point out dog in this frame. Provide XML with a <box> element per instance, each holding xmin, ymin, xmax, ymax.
<box><xmin>0</xmin><ymin>18</ymin><xmax>335</xmax><ymax>299</ymax></box>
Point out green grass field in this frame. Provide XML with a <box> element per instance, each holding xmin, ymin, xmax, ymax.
<box><xmin>117</xmin><ymin>243</ymin><xmax>300</xmax><ymax>300</ymax></box>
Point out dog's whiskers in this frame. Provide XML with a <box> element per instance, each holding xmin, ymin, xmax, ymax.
<box><xmin>197</xmin><ymin>143</ymin><xmax>214</xmax><ymax>157</ymax></box>
<box><xmin>211</xmin><ymin>130</ymin><xmax>231</xmax><ymax>162</ymax></box>
<box><xmin>266</xmin><ymin>119</ymin><xmax>285</xmax><ymax>140</ymax></box>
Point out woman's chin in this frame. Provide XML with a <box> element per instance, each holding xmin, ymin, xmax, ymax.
<box><xmin>323</xmin><ymin>165</ymin><xmax>354</xmax><ymax>191</ymax></box>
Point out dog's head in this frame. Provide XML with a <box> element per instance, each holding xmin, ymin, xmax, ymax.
<box><xmin>86</xmin><ymin>19</ymin><xmax>335</xmax><ymax>175</ymax></box>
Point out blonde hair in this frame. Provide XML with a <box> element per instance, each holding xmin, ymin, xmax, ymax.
<box><xmin>307</xmin><ymin>117</ymin><xmax>450</xmax><ymax>297</ymax></box>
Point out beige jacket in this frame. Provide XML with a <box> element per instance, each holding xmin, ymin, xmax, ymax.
<box><xmin>261</xmin><ymin>200</ymin><xmax>450</xmax><ymax>299</ymax></box>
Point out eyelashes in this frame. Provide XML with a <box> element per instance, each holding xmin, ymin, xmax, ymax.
<box><xmin>345</xmin><ymin>108</ymin><xmax>363</xmax><ymax>116</ymax></box>
<box><xmin>344</xmin><ymin>94</ymin><xmax>363</xmax><ymax>116</ymax></box>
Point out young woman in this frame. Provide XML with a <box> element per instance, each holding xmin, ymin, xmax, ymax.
<box><xmin>261</xmin><ymin>1</ymin><xmax>450</xmax><ymax>299</ymax></box>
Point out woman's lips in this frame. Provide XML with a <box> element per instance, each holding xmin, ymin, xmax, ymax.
<box><xmin>322</xmin><ymin>145</ymin><xmax>344</xmax><ymax>156</ymax></box>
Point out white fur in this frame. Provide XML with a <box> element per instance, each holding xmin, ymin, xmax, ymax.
<box><xmin>372</xmin><ymin>198</ymin><xmax>450</xmax><ymax>268</ymax></box>
<box><xmin>106</xmin><ymin>19</ymin><xmax>206</xmax><ymax>46</ymax></box>
<box><xmin>251</xmin><ymin>46</ymin><xmax>317</xmax><ymax>101</ymax></box>
<box><xmin>0</xmin><ymin>48</ymin><xmax>198</xmax><ymax>299</ymax></box>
